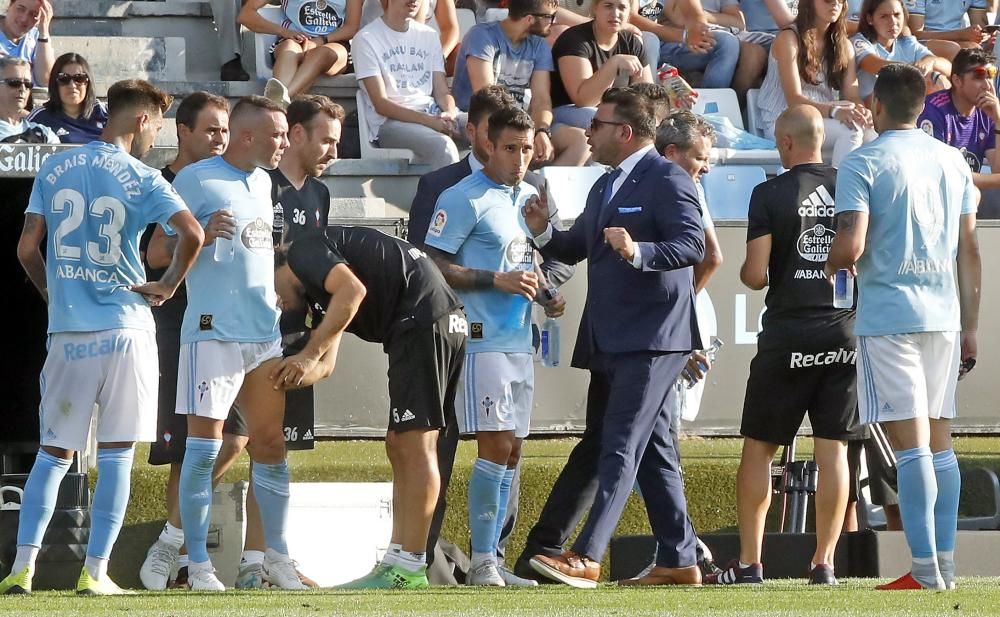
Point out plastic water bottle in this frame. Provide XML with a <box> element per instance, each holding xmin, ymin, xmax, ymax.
<box><xmin>540</xmin><ymin>315</ymin><xmax>560</xmax><ymax>367</ymax></box>
<box><xmin>213</xmin><ymin>203</ymin><xmax>236</xmax><ymax>263</ymax></box>
<box><xmin>214</xmin><ymin>234</ymin><xmax>234</xmax><ymax>263</ymax></box>
<box><xmin>833</xmin><ymin>269</ymin><xmax>854</xmax><ymax>309</ymax></box>
<box><xmin>683</xmin><ymin>337</ymin><xmax>724</xmax><ymax>389</ymax></box>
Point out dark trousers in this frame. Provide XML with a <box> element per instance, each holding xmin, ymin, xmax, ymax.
<box><xmin>570</xmin><ymin>350</ymin><xmax>697</xmax><ymax>566</ymax></box>
<box><xmin>517</xmin><ymin>371</ymin><xmax>610</xmax><ymax>561</ymax></box>
<box><xmin>426</xmin><ymin>411</ymin><xmax>520</xmax><ymax>563</ymax></box>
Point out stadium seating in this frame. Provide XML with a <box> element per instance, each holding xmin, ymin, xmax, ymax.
<box><xmin>700</xmin><ymin>165</ymin><xmax>766</xmax><ymax>219</ymax></box>
<box><xmin>538</xmin><ymin>165</ymin><xmax>607</xmax><ymax>220</ymax></box>
<box><xmin>693</xmin><ymin>88</ymin><xmax>744</xmax><ymax>129</ymax></box>
<box><xmin>356</xmin><ymin>90</ymin><xmax>417</xmax><ymax>162</ymax></box>
<box><xmin>746</xmin><ymin>88</ymin><xmax>763</xmax><ymax>137</ymax></box>
<box><xmin>251</xmin><ymin>5</ymin><xmax>285</xmax><ymax>80</ymax></box>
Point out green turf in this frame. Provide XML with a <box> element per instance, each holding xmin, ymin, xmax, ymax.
<box><xmin>83</xmin><ymin>437</ymin><xmax>1000</xmax><ymax>587</ymax></box>
<box><xmin>2</xmin><ymin>579</ymin><xmax>999</xmax><ymax>616</ymax></box>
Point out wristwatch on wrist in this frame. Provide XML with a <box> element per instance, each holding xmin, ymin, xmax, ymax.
<box><xmin>537</xmin><ymin>127</ymin><xmax>552</xmax><ymax>137</ymax></box>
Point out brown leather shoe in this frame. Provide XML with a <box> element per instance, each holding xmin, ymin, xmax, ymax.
<box><xmin>528</xmin><ymin>551</ymin><xmax>601</xmax><ymax>589</ymax></box>
<box><xmin>618</xmin><ymin>565</ymin><xmax>702</xmax><ymax>586</ymax></box>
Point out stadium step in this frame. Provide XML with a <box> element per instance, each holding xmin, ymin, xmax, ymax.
<box><xmin>45</xmin><ymin>36</ymin><xmax>186</xmax><ymax>82</ymax></box>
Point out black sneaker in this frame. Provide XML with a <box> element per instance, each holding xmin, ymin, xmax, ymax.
<box><xmin>705</xmin><ymin>560</ymin><xmax>763</xmax><ymax>585</ymax></box>
<box><xmin>168</xmin><ymin>566</ymin><xmax>189</xmax><ymax>589</ymax></box>
<box><xmin>220</xmin><ymin>56</ymin><xmax>250</xmax><ymax>81</ymax></box>
<box><xmin>698</xmin><ymin>555</ymin><xmax>723</xmax><ymax>578</ymax></box>
<box><xmin>808</xmin><ymin>564</ymin><xmax>838</xmax><ymax>585</ymax></box>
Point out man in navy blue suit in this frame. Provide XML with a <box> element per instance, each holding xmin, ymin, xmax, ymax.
<box><xmin>407</xmin><ymin>85</ymin><xmax>573</xmax><ymax>581</ymax></box>
<box><xmin>523</xmin><ymin>87</ymin><xmax>705</xmax><ymax>588</ymax></box>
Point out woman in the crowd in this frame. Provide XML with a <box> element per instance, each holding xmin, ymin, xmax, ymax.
<box><xmin>852</xmin><ymin>0</ymin><xmax>951</xmax><ymax>106</ymax></box>
<box><xmin>757</xmin><ymin>0</ymin><xmax>874</xmax><ymax>167</ymax></box>
<box><xmin>27</xmin><ymin>52</ymin><xmax>106</xmax><ymax>144</ymax></box>
<box><xmin>551</xmin><ymin>0</ymin><xmax>652</xmax><ymax>129</ymax></box>
<box><xmin>240</xmin><ymin>0</ymin><xmax>363</xmax><ymax>103</ymax></box>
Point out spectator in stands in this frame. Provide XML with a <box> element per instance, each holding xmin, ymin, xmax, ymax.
<box><xmin>852</xmin><ymin>0</ymin><xmax>951</xmax><ymax>106</ymax></box>
<box><xmin>0</xmin><ymin>0</ymin><xmax>53</xmax><ymax>85</ymax></box>
<box><xmin>917</xmin><ymin>48</ymin><xmax>1000</xmax><ymax>189</ymax></box>
<box><xmin>551</xmin><ymin>0</ymin><xmax>653</xmax><ymax>130</ymax></box>
<box><xmin>210</xmin><ymin>0</ymin><xmax>251</xmax><ymax>81</ymax></box>
<box><xmin>360</xmin><ymin>0</ymin><xmax>461</xmax><ymax>59</ymax></box>
<box><xmin>353</xmin><ymin>0</ymin><xmax>464</xmax><ymax>171</ymax></box>
<box><xmin>451</xmin><ymin>0</ymin><xmax>591</xmax><ymax>166</ymax></box>
<box><xmin>699</xmin><ymin>1</ymin><xmax>768</xmax><ymax>98</ymax></box>
<box><xmin>241</xmin><ymin>0</ymin><xmax>362</xmax><ymax>104</ymax></box>
<box><xmin>0</xmin><ymin>56</ymin><xmax>54</xmax><ymax>142</ymax></box>
<box><xmin>27</xmin><ymin>52</ymin><xmax>107</xmax><ymax>144</ymax></box>
<box><xmin>907</xmin><ymin>0</ymin><xmax>992</xmax><ymax>56</ymax></box>
<box><xmin>631</xmin><ymin>0</ymin><xmax>741</xmax><ymax>90</ymax></box>
<box><xmin>756</xmin><ymin>0</ymin><xmax>874</xmax><ymax>167</ymax></box>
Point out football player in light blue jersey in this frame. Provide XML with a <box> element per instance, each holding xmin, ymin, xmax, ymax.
<box><xmin>826</xmin><ymin>64</ymin><xmax>981</xmax><ymax>591</ymax></box>
<box><xmin>5</xmin><ymin>79</ymin><xmax>204</xmax><ymax>596</ymax></box>
<box><xmin>425</xmin><ymin>106</ymin><xmax>566</xmax><ymax>586</ymax></box>
<box><xmin>159</xmin><ymin>96</ymin><xmax>305</xmax><ymax>592</ymax></box>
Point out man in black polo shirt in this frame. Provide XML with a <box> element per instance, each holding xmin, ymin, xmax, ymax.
<box><xmin>709</xmin><ymin>104</ymin><xmax>863</xmax><ymax>587</ymax></box>
<box><xmin>273</xmin><ymin>228</ymin><xmax>467</xmax><ymax>589</ymax></box>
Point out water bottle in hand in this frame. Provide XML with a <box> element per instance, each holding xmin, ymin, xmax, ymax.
<box><xmin>541</xmin><ymin>315</ymin><xmax>560</xmax><ymax>367</ymax></box>
<box><xmin>833</xmin><ymin>269</ymin><xmax>854</xmax><ymax>309</ymax></box>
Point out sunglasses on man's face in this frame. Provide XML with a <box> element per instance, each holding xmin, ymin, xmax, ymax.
<box><xmin>966</xmin><ymin>65</ymin><xmax>999</xmax><ymax>80</ymax></box>
<box><xmin>56</xmin><ymin>72</ymin><xmax>90</xmax><ymax>86</ymax></box>
<box><xmin>2</xmin><ymin>78</ymin><xmax>31</xmax><ymax>90</ymax></box>
<box><xmin>530</xmin><ymin>12</ymin><xmax>557</xmax><ymax>23</ymax></box>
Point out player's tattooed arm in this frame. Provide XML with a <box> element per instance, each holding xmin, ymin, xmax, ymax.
<box><xmin>16</xmin><ymin>213</ymin><xmax>49</xmax><ymax>304</ymax></box>
<box><xmin>425</xmin><ymin>245</ymin><xmax>540</xmax><ymax>300</ymax></box>
<box><xmin>824</xmin><ymin>211</ymin><xmax>869</xmax><ymax>280</ymax></box>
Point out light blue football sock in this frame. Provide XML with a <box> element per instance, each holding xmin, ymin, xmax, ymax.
<box><xmin>16</xmin><ymin>450</ymin><xmax>73</xmax><ymax>549</ymax></box>
<box><xmin>896</xmin><ymin>446</ymin><xmax>942</xmax><ymax>588</ymax></box>
<box><xmin>468</xmin><ymin>458</ymin><xmax>505</xmax><ymax>561</ymax></box>
<box><xmin>179</xmin><ymin>437</ymin><xmax>221</xmax><ymax>564</ymax></box>
<box><xmin>933</xmin><ymin>449</ymin><xmax>961</xmax><ymax>587</ymax></box>
<box><xmin>492</xmin><ymin>468</ymin><xmax>515</xmax><ymax>555</ymax></box>
<box><xmin>87</xmin><ymin>447</ymin><xmax>134</xmax><ymax>559</ymax></box>
<box><xmin>252</xmin><ymin>461</ymin><xmax>290</xmax><ymax>556</ymax></box>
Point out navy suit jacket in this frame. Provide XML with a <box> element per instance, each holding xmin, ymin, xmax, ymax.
<box><xmin>537</xmin><ymin>149</ymin><xmax>705</xmax><ymax>369</ymax></box>
<box><xmin>408</xmin><ymin>155</ymin><xmax>575</xmax><ymax>287</ymax></box>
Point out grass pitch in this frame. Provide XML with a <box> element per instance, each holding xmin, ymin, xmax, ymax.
<box><xmin>2</xmin><ymin>579</ymin><xmax>998</xmax><ymax>617</ymax></box>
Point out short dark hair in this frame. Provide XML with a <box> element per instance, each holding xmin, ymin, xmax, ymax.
<box><xmin>45</xmin><ymin>53</ymin><xmax>98</xmax><ymax>119</ymax></box>
<box><xmin>468</xmin><ymin>85</ymin><xmax>517</xmax><ymax>126</ymax></box>
<box><xmin>627</xmin><ymin>82</ymin><xmax>671</xmax><ymax>123</ymax></box>
<box><xmin>287</xmin><ymin>94</ymin><xmax>345</xmax><ymax>131</ymax></box>
<box><xmin>507</xmin><ymin>0</ymin><xmax>557</xmax><ymax>19</ymax></box>
<box><xmin>873</xmin><ymin>63</ymin><xmax>926</xmax><ymax>124</ymax></box>
<box><xmin>230</xmin><ymin>95</ymin><xmax>286</xmax><ymax>123</ymax></box>
<box><xmin>602</xmin><ymin>87</ymin><xmax>656</xmax><ymax>140</ymax></box>
<box><xmin>952</xmin><ymin>47</ymin><xmax>993</xmax><ymax>78</ymax></box>
<box><xmin>487</xmin><ymin>106</ymin><xmax>534</xmax><ymax>143</ymax></box>
<box><xmin>175</xmin><ymin>91</ymin><xmax>229</xmax><ymax>129</ymax></box>
<box><xmin>107</xmin><ymin>79</ymin><xmax>173</xmax><ymax>117</ymax></box>
<box><xmin>654</xmin><ymin>110</ymin><xmax>716</xmax><ymax>154</ymax></box>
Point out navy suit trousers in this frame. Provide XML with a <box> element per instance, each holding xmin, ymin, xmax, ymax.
<box><xmin>570</xmin><ymin>350</ymin><xmax>698</xmax><ymax>567</ymax></box>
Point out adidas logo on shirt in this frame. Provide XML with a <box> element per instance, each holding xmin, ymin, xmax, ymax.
<box><xmin>798</xmin><ymin>185</ymin><xmax>835</xmax><ymax>217</ymax></box>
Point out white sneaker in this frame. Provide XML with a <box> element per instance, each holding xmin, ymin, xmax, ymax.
<box><xmin>264</xmin><ymin>78</ymin><xmax>290</xmax><ymax>106</ymax></box>
<box><xmin>235</xmin><ymin>561</ymin><xmax>266</xmax><ymax>589</ymax></box>
<box><xmin>139</xmin><ymin>539</ymin><xmax>180</xmax><ymax>590</ymax></box>
<box><xmin>467</xmin><ymin>560</ymin><xmax>505</xmax><ymax>586</ymax></box>
<box><xmin>498</xmin><ymin>565</ymin><xmax>538</xmax><ymax>587</ymax></box>
<box><xmin>263</xmin><ymin>549</ymin><xmax>307</xmax><ymax>590</ymax></box>
<box><xmin>187</xmin><ymin>563</ymin><xmax>226</xmax><ymax>591</ymax></box>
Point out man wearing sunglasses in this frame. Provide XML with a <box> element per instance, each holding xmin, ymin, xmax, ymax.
<box><xmin>451</xmin><ymin>0</ymin><xmax>591</xmax><ymax>167</ymax></box>
<box><xmin>0</xmin><ymin>56</ymin><xmax>55</xmax><ymax>143</ymax></box>
<box><xmin>918</xmin><ymin>48</ymin><xmax>1000</xmax><ymax>190</ymax></box>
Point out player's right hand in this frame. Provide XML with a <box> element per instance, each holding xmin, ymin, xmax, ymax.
<box><xmin>522</xmin><ymin>190</ymin><xmax>551</xmax><ymax>236</ymax></box>
<box><xmin>685</xmin><ymin>350</ymin><xmax>711</xmax><ymax>383</ymax></box>
<box><xmin>204</xmin><ymin>209</ymin><xmax>236</xmax><ymax>246</ymax></box>
<box><xmin>130</xmin><ymin>281</ymin><xmax>176</xmax><ymax>307</ymax></box>
<box><xmin>959</xmin><ymin>331</ymin><xmax>978</xmax><ymax>381</ymax></box>
<box><xmin>494</xmin><ymin>270</ymin><xmax>539</xmax><ymax>301</ymax></box>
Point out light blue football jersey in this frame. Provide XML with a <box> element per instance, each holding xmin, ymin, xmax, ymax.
<box><xmin>172</xmin><ymin>156</ymin><xmax>281</xmax><ymax>344</ymax></box>
<box><xmin>835</xmin><ymin>129</ymin><xmax>977</xmax><ymax>336</ymax></box>
<box><xmin>26</xmin><ymin>140</ymin><xmax>188</xmax><ymax>333</ymax></box>
<box><xmin>425</xmin><ymin>170</ymin><xmax>537</xmax><ymax>354</ymax></box>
